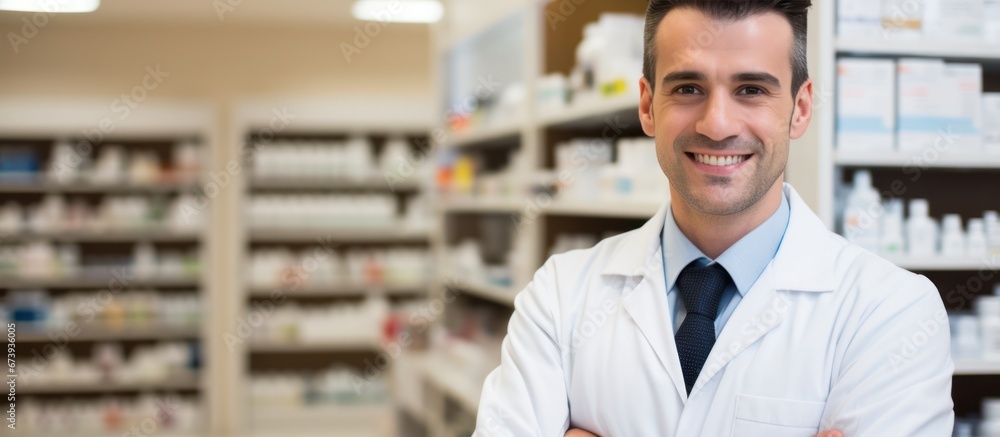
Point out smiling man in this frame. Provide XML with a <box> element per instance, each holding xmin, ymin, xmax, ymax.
<box><xmin>473</xmin><ymin>1</ymin><xmax>954</xmax><ymax>436</ymax></box>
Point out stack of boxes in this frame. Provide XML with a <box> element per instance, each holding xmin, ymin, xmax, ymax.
<box><xmin>836</xmin><ymin>58</ymin><xmax>998</xmax><ymax>154</ymax></box>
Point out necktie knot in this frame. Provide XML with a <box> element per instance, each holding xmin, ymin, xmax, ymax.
<box><xmin>676</xmin><ymin>261</ymin><xmax>730</xmax><ymax>320</ymax></box>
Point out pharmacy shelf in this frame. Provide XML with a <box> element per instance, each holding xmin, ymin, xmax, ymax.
<box><xmin>446</xmin><ymin>122</ymin><xmax>522</xmax><ymax>149</ymax></box>
<box><xmin>19</xmin><ymin>374</ymin><xmax>200</xmax><ymax>395</ymax></box>
<box><xmin>0</xmin><ymin>180</ymin><xmax>199</xmax><ymax>194</ymax></box>
<box><xmin>422</xmin><ymin>354</ymin><xmax>483</xmax><ymax>415</ymax></box>
<box><xmin>247</xmin><ymin>227</ymin><xmax>430</xmax><ymax>243</ymax></box>
<box><xmin>3</xmin><ymin>229</ymin><xmax>200</xmax><ymax>243</ymax></box>
<box><xmin>446</xmin><ymin>276</ymin><xmax>518</xmax><ymax>307</ymax></box>
<box><xmin>248</xmin><ymin>338</ymin><xmax>380</xmax><ymax>353</ymax></box>
<box><xmin>249</xmin><ymin>176</ymin><xmax>420</xmax><ymax>192</ymax></box>
<box><xmin>883</xmin><ymin>254</ymin><xmax>1000</xmax><ymax>271</ymax></box>
<box><xmin>538</xmin><ymin>94</ymin><xmax>639</xmax><ymax>129</ymax></box>
<box><xmin>249</xmin><ymin>404</ymin><xmax>395</xmax><ymax>437</ymax></box>
<box><xmin>13</xmin><ymin>432</ymin><xmax>202</xmax><ymax>437</ymax></box>
<box><xmin>247</xmin><ymin>283</ymin><xmax>427</xmax><ymax>298</ymax></box>
<box><xmin>0</xmin><ymin>275</ymin><xmax>200</xmax><ymax>289</ymax></box>
<box><xmin>954</xmin><ymin>358</ymin><xmax>1000</xmax><ymax>375</ymax></box>
<box><xmin>835</xmin><ymin>38</ymin><xmax>1000</xmax><ymax>60</ymax></box>
<box><xmin>545</xmin><ymin>198</ymin><xmax>663</xmax><ymax>219</ymax></box>
<box><xmin>834</xmin><ymin>150</ymin><xmax>1000</xmax><ymax>169</ymax></box>
<box><xmin>438</xmin><ymin>196</ymin><xmax>524</xmax><ymax>214</ymax></box>
<box><xmin>16</xmin><ymin>324</ymin><xmax>200</xmax><ymax>342</ymax></box>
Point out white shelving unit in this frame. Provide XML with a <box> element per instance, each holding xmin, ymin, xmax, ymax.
<box><xmin>834</xmin><ymin>150</ymin><xmax>1000</xmax><ymax>169</ymax></box>
<box><xmin>19</xmin><ymin>374</ymin><xmax>201</xmax><ymax>395</ymax></box>
<box><xmin>817</xmin><ymin>0</ymin><xmax>1000</xmax><ymax>421</ymax></box>
<box><xmin>231</xmin><ymin>98</ymin><xmax>433</xmax><ymax>437</ymax></box>
<box><xmin>954</xmin><ymin>358</ymin><xmax>1000</xmax><ymax>375</ymax></box>
<box><xmin>419</xmin><ymin>2</ymin><xmax>655</xmax><ymax>435</ymax></box>
<box><xmin>835</xmin><ymin>38</ymin><xmax>1000</xmax><ymax>61</ymax></box>
<box><xmin>0</xmin><ymin>100</ymin><xmax>216</xmax><ymax>436</ymax></box>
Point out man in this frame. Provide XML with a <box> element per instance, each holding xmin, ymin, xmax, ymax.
<box><xmin>474</xmin><ymin>0</ymin><xmax>954</xmax><ymax>436</ymax></box>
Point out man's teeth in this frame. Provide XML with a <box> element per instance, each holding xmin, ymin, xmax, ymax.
<box><xmin>694</xmin><ymin>154</ymin><xmax>748</xmax><ymax>166</ymax></box>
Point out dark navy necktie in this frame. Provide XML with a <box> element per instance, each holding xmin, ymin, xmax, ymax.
<box><xmin>674</xmin><ymin>261</ymin><xmax>731</xmax><ymax>395</ymax></box>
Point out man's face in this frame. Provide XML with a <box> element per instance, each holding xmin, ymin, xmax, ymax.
<box><xmin>638</xmin><ymin>8</ymin><xmax>812</xmax><ymax>216</ymax></box>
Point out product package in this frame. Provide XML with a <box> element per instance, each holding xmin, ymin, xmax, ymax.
<box><xmin>837</xmin><ymin>58</ymin><xmax>897</xmax><ymax>152</ymax></box>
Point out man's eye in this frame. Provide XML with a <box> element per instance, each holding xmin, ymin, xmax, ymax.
<box><xmin>739</xmin><ymin>86</ymin><xmax>765</xmax><ymax>96</ymax></box>
<box><xmin>674</xmin><ymin>86</ymin><xmax>700</xmax><ymax>95</ymax></box>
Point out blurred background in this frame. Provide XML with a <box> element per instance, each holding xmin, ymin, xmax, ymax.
<box><xmin>0</xmin><ymin>0</ymin><xmax>998</xmax><ymax>436</ymax></box>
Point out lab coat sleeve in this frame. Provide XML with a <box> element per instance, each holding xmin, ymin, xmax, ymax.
<box><xmin>821</xmin><ymin>274</ymin><xmax>954</xmax><ymax>436</ymax></box>
<box><xmin>474</xmin><ymin>257</ymin><xmax>570</xmax><ymax>437</ymax></box>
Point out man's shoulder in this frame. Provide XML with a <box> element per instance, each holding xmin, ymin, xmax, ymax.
<box><xmin>827</xmin><ymin>237</ymin><xmax>939</xmax><ymax>307</ymax></box>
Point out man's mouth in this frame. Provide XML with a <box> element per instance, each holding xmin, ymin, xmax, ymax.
<box><xmin>684</xmin><ymin>152</ymin><xmax>754</xmax><ymax>167</ymax></box>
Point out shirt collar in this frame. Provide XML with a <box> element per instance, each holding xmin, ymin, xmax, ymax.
<box><xmin>662</xmin><ymin>191</ymin><xmax>790</xmax><ymax>296</ymax></box>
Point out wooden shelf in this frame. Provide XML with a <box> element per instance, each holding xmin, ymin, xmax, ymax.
<box><xmin>0</xmin><ymin>275</ymin><xmax>200</xmax><ymax>289</ymax></box>
<box><xmin>16</xmin><ymin>324</ymin><xmax>200</xmax><ymax>342</ymax></box>
<box><xmin>2</xmin><ymin>229</ymin><xmax>200</xmax><ymax>243</ymax></box>
<box><xmin>249</xmin><ymin>177</ymin><xmax>420</xmax><ymax>191</ymax></box>
<box><xmin>835</xmin><ymin>149</ymin><xmax>1000</xmax><ymax>169</ymax></box>
<box><xmin>0</xmin><ymin>180</ymin><xmax>199</xmax><ymax>194</ymax></box>
<box><xmin>836</xmin><ymin>38</ymin><xmax>1000</xmax><ymax>60</ymax></box>
<box><xmin>247</xmin><ymin>283</ymin><xmax>427</xmax><ymax>298</ymax></box>
<box><xmin>248</xmin><ymin>227</ymin><xmax>429</xmax><ymax>243</ymax></box>
<box><xmin>248</xmin><ymin>338</ymin><xmax>379</xmax><ymax>353</ymax></box>
<box><xmin>19</xmin><ymin>373</ymin><xmax>199</xmax><ymax>394</ymax></box>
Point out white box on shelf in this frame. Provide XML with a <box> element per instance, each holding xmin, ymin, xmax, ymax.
<box><xmin>896</xmin><ymin>58</ymin><xmax>946</xmax><ymax>153</ymax></box>
<box><xmin>942</xmin><ymin>63</ymin><xmax>983</xmax><ymax>153</ymax></box>
<box><xmin>881</xmin><ymin>0</ymin><xmax>927</xmax><ymax>40</ymax></box>
<box><xmin>924</xmin><ymin>0</ymin><xmax>985</xmax><ymax>41</ymax></box>
<box><xmin>838</xmin><ymin>0</ymin><xmax>883</xmax><ymax>37</ymax></box>
<box><xmin>985</xmin><ymin>93</ymin><xmax>1000</xmax><ymax>154</ymax></box>
<box><xmin>836</xmin><ymin>58</ymin><xmax>896</xmax><ymax>152</ymax></box>
<box><xmin>987</xmin><ymin>0</ymin><xmax>1000</xmax><ymax>42</ymax></box>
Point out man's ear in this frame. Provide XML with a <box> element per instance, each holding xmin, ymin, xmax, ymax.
<box><xmin>639</xmin><ymin>76</ymin><xmax>656</xmax><ymax>137</ymax></box>
<box><xmin>789</xmin><ymin>78</ymin><xmax>813</xmax><ymax>140</ymax></box>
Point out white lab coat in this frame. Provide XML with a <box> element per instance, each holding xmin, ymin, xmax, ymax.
<box><xmin>474</xmin><ymin>183</ymin><xmax>954</xmax><ymax>437</ymax></box>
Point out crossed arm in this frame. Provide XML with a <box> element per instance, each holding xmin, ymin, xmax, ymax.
<box><xmin>564</xmin><ymin>429</ymin><xmax>845</xmax><ymax>436</ymax></box>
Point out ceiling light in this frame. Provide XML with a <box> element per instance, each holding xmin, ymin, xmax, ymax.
<box><xmin>352</xmin><ymin>0</ymin><xmax>442</xmax><ymax>23</ymax></box>
<box><xmin>0</xmin><ymin>0</ymin><xmax>100</xmax><ymax>13</ymax></box>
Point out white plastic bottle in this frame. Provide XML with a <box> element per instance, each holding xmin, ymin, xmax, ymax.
<box><xmin>906</xmin><ymin>199</ymin><xmax>938</xmax><ymax>257</ymax></box>
<box><xmin>979</xmin><ymin>296</ymin><xmax>1000</xmax><ymax>360</ymax></box>
<box><xmin>941</xmin><ymin>214</ymin><xmax>966</xmax><ymax>257</ymax></box>
<box><xmin>843</xmin><ymin>170</ymin><xmax>881</xmax><ymax>252</ymax></box>
<box><xmin>986</xmin><ymin>211</ymin><xmax>1000</xmax><ymax>255</ymax></box>
<box><xmin>968</xmin><ymin>218</ymin><xmax>989</xmax><ymax>257</ymax></box>
<box><xmin>880</xmin><ymin>198</ymin><xmax>905</xmax><ymax>255</ymax></box>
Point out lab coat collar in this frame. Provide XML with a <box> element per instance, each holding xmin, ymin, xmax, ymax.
<box><xmin>601</xmin><ymin>183</ymin><xmax>838</xmax><ymax>294</ymax></box>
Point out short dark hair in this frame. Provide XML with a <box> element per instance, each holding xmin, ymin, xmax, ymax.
<box><xmin>642</xmin><ymin>0</ymin><xmax>812</xmax><ymax>96</ymax></box>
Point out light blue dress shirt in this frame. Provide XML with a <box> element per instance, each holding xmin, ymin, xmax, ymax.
<box><xmin>662</xmin><ymin>191</ymin><xmax>790</xmax><ymax>337</ymax></box>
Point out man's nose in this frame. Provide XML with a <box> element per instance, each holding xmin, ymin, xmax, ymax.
<box><xmin>694</xmin><ymin>92</ymin><xmax>740</xmax><ymax>142</ymax></box>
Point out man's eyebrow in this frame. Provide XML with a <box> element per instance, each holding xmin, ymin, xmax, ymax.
<box><xmin>660</xmin><ymin>70</ymin><xmax>706</xmax><ymax>87</ymax></box>
<box><xmin>660</xmin><ymin>71</ymin><xmax>782</xmax><ymax>88</ymax></box>
<box><xmin>732</xmin><ymin>72</ymin><xmax>781</xmax><ymax>87</ymax></box>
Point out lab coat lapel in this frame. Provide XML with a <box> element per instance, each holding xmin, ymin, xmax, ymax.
<box><xmin>690</xmin><ymin>265</ymin><xmax>786</xmax><ymax>396</ymax></box>
<box><xmin>621</xmin><ymin>246</ymin><xmax>689</xmax><ymax>404</ymax></box>
<box><xmin>689</xmin><ymin>184</ymin><xmax>839</xmax><ymax>396</ymax></box>
<box><xmin>604</xmin><ymin>202</ymin><xmax>688</xmax><ymax>403</ymax></box>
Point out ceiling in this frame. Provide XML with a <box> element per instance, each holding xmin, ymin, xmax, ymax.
<box><xmin>0</xmin><ymin>0</ymin><xmax>405</xmax><ymax>26</ymax></box>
